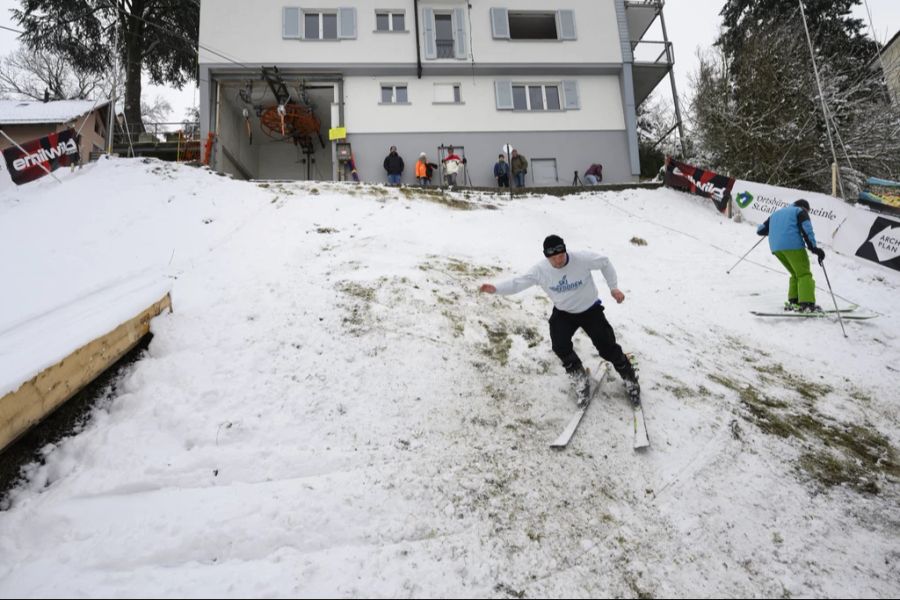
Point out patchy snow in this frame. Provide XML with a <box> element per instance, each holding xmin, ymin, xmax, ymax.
<box><xmin>0</xmin><ymin>158</ymin><xmax>897</xmax><ymax>598</ymax></box>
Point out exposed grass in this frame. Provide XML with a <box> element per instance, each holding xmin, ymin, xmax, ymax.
<box><xmin>708</xmin><ymin>373</ymin><xmax>898</xmax><ymax>494</ymax></box>
<box><xmin>753</xmin><ymin>362</ymin><xmax>833</xmax><ymax>401</ymax></box>
<box><xmin>480</xmin><ymin>323</ymin><xmax>512</xmax><ymax>366</ymax></box>
<box><xmin>512</xmin><ymin>324</ymin><xmax>542</xmax><ymax>348</ymax></box>
<box><xmin>398</xmin><ymin>186</ymin><xmax>496</xmax><ymax>210</ymax></box>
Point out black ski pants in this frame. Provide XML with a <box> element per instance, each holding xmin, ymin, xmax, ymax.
<box><xmin>548</xmin><ymin>302</ymin><xmax>634</xmax><ymax>381</ymax></box>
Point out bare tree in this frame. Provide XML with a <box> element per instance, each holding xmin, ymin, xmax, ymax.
<box><xmin>0</xmin><ymin>47</ymin><xmax>110</xmax><ymax>101</ymax></box>
<box><xmin>140</xmin><ymin>94</ymin><xmax>172</xmax><ymax>126</ymax></box>
<box><xmin>689</xmin><ymin>20</ymin><xmax>900</xmax><ymax>194</ymax></box>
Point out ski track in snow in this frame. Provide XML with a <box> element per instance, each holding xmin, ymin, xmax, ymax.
<box><xmin>0</xmin><ymin>159</ymin><xmax>898</xmax><ymax>598</ymax></box>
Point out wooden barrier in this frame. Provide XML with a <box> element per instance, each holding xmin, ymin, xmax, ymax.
<box><xmin>0</xmin><ymin>293</ymin><xmax>172</xmax><ymax>452</ymax></box>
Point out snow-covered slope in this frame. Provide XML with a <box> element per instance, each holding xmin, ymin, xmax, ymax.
<box><xmin>0</xmin><ymin>159</ymin><xmax>897</xmax><ymax>598</ymax></box>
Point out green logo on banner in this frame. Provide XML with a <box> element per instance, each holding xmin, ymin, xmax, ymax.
<box><xmin>736</xmin><ymin>191</ymin><xmax>754</xmax><ymax>208</ymax></box>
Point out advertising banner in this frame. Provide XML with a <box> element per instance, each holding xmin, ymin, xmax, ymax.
<box><xmin>731</xmin><ymin>179</ymin><xmax>849</xmax><ymax>245</ymax></box>
<box><xmin>664</xmin><ymin>157</ymin><xmax>735</xmax><ymax>213</ymax></box>
<box><xmin>2</xmin><ymin>128</ymin><xmax>79</xmax><ymax>185</ymax></box>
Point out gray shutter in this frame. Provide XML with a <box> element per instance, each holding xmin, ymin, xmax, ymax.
<box><xmin>557</xmin><ymin>10</ymin><xmax>577</xmax><ymax>40</ymax></box>
<box><xmin>562</xmin><ymin>80</ymin><xmax>580</xmax><ymax>109</ymax></box>
<box><xmin>338</xmin><ymin>7</ymin><xmax>357</xmax><ymax>39</ymax></box>
<box><xmin>495</xmin><ymin>80</ymin><xmax>514</xmax><ymax>110</ymax></box>
<box><xmin>490</xmin><ymin>8</ymin><xmax>509</xmax><ymax>39</ymax></box>
<box><xmin>454</xmin><ymin>8</ymin><xmax>467</xmax><ymax>59</ymax></box>
<box><xmin>283</xmin><ymin>7</ymin><xmax>301</xmax><ymax>39</ymax></box>
<box><xmin>423</xmin><ymin>7</ymin><xmax>436</xmax><ymax>59</ymax></box>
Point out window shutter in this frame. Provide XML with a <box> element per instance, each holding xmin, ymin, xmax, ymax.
<box><xmin>495</xmin><ymin>80</ymin><xmax>514</xmax><ymax>110</ymax></box>
<box><xmin>338</xmin><ymin>7</ymin><xmax>357</xmax><ymax>39</ymax></box>
<box><xmin>557</xmin><ymin>10</ymin><xmax>577</xmax><ymax>40</ymax></box>
<box><xmin>283</xmin><ymin>7</ymin><xmax>301</xmax><ymax>39</ymax></box>
<box><xmin>423</xmin><ymin>7</ymin><xmax>436</xmax><ymax>59</ymax></box>
<box><xmin>562</xmin><ymin>80</ymin><xmax>580</xmax><ymax>110</ymax></box>
<box><xmin>454</xmin><ymin>8</ymin><xmax>467</xmax><ymax>59</ymax></box>
<box><xmin>490</xmin><ymin>8</ymin><xmax>509</xmax><ymax>39</ymax></box>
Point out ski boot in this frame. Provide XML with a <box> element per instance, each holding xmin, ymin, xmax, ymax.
<box><xmin>798</xmin><ymin>302</ymin><xmax>823</xmax><ymax>313</ymax></box>
<box><xmin>574</xmin><ymin>371</ymin><xmax>592</xmax><ymax>408</ymax></box>
<box><xmin>624</xmin><ymin>378</ymin><xmax>641</xmax><ymax>408</ymax></box>
<box><xmin>784</xmin><ymin>299</ymin><xmax>800</xmax><ymax>312</ymax></box>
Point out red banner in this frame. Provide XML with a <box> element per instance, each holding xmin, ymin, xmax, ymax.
<box><xmin>3</xmin><ymin>128</ymin><xmax>80</xmax><ymax>185</ymax></box>
<box><xmin>664</xmin><ymin>156</ymin><xmax>736</xmax><ymax>213</ymax></box>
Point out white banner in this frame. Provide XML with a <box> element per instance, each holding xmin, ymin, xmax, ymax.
<box><xmin>732</xmin><ymin>180</ymin><xmax>849</xmax><ymax>245</ymax></box>
<box><xmin>833</xmin><ymin>210</ymin><xmax>900</xmax><ymax>273</ymax></box>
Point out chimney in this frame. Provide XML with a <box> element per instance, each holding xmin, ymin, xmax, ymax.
<box><xmin>43</xmin><ymin>89</ymin><xmax>49</xmax><ymax>103</ymax></box>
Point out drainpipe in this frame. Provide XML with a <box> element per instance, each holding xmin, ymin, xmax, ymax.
<box><xmin>414</xmin><ymin>0</ymin><xmax>422</xmax><ymax>78</ymax></box>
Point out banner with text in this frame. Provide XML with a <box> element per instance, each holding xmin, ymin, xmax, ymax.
<box><xmin>664</xmin><ymin>157</ymin><xmax>736</xmax><ymax>213</ymax></box>
<box><xmin>2</xmin><ymin>128</ymin><xmax>79</xmax><ymax>185</ymax></box>
<box><xmin>731</xmin><ymin>179</ymin><xmax>849</xmax><ymax>245</ymax></box>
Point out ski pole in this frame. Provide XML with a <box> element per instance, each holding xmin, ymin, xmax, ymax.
<box><xmin>820</xmin><ymin>261</ymin><xmax>848</xmax><ymax>338</ymax></box>
<box><xmin>726</xmin><ymin>237</ymin><xmax>766</xmax><ymax>274</ymax></box>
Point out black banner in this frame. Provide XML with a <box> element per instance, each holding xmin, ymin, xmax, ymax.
<box><xmin>855</xmin><ymin>216</ymin><xmax>900</xmax><ymax>272</ymax></box>
<box><xmin>2</xmin><ymin>128</ymin><xmax>80</xmax><ymax>185</ymax></box>
<box><xmin>664</xmin><ymin>156</ymin><xmax>736</xmax><ymax>213</ymax></box>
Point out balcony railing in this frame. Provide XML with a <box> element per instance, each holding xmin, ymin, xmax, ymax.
<box><xmin>112</xmin><ymin>121</ymin><xmax>201</xmax><ymax>161</ymax></box>
<box><xmin>632</xmin><ymin>40</ymin><xmax>673</xmax><ymax>65</ymax></box>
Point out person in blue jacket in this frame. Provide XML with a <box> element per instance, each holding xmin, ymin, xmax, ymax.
<box><xmin>756</xmin><ymin>199</ymin><xmax>826</xmax><ymax>312</ymax></box>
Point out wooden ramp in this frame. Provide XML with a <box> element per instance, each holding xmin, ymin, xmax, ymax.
<box><xmin>0</xmin><ymin>292</ymin><xmax>172</xmax><ymax>452</ymax></box>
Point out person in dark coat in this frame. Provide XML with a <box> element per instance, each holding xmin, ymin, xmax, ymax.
<box><xmin>383</xmin><ymin>146</ymin><xmax>404</xmax><ymax>185</ymax></box>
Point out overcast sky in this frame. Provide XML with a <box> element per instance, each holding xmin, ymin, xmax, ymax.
<box><xmin>1</xmin><ymin>0</ymin><xmax>898</xmax><ymax>121</ymax></box>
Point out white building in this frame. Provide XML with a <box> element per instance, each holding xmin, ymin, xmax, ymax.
<box><xmin>199</xmin><ymin>0</ymin><xmax>676</xmax><ymax>186</ymax></box>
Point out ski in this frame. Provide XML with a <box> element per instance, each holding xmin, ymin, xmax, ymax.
<box><xmin>627</xmin><ymin>354</ymin><xmax>650</xmax><ymax>450</ymax></box>
<box><xmin>632</xmin><ymin>405</ymin><xmax>650</xmax><ymax>449</ymax></box>
<box><xmin>550</xmin><ymin>363</ymin><xmax>610</xmax><ymax>450</ymax></box>
<box><xmin>750</xmin><ymin>311</ymin><xmax>876</xmax><ymax>320</ymax></box>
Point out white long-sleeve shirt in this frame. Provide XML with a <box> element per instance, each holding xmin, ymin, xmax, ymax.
<box><xmin>494</xmin><ymin>251</ymin><xmax>618</xmax><ymax>313</ymax></box>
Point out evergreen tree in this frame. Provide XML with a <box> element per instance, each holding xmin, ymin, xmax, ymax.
<box><xmin>718</xmin><ymin>0</ymin><xmax>876</xmax><ymax>74</ymax></box>
<box><xmin>12</xmin><ymin>0</ymin><xmax>199</xmax><ymax>130</ymax></box>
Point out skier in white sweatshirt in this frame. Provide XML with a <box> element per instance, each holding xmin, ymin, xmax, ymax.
<box><xmin>479</xmin><ymin>234</ymin><xmax>640</xmax><ymax>404</ymax></box>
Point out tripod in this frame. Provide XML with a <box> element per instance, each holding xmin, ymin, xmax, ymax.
<box><xmin>572</xmin><ymin>171</ymin><xmax>583</xmax><ymax>186</ymax></box>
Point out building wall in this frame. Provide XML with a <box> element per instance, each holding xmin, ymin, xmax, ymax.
<box><xmin>343</xmin><ymin>74</ymin><xmax>624</xmax><ymax>133</ymax></box>
<box><xmin>199</xmin><ymin>0</ymin><xmax>623</xmax><ymax>67</ymax></box>
<box><xmin>199</xmin><ymin>0</ymin><xmax>638</xmax><ymax>184</ymax></box>
<box><xmin>883</xmin><ymin>38</ymin><xmax>900</xmax><ymax>106</ymax></box>
<box><xmin>344</xmin><ymin>130</ymin><xmax>632</xmax><ymax>187</ymax></box>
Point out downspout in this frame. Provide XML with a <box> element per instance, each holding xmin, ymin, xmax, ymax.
<box><xmin>414</xmin><ymin>0</ymin><xmax>422</xmax><ymax>78</ymax></box>
<box><xmin>614</xmin><ymin>0</ymin><xmax>641</xmax><ymax>179</ymax></box>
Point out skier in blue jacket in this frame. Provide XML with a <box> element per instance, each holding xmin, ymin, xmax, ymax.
<box><xmin>757</xmin><ymin>199</ymin><xmax>826</xmax><ymax>312</ymax></box>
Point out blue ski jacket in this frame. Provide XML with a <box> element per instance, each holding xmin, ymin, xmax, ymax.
<box><xmin>757</xmin><ymin>205</ymin><xmax>818</xmax><ymax>252</ymax></box>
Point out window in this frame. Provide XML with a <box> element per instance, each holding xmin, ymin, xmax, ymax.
<box><xmin>496</xmin><ymin>80</ymin><xmax>577</xmax><ymax>111</ymax></box>
<box><xmin>490</xmin><ymin>9</ymin><xmax>576</xmax><ymax>41</ymax></box>
<box><xmin>512</xmin><ymin>84</ymin><xmax>562</xmax><ymax>111</ymax></box>
<box><xmin>283</xmin><ymin>8</ymin><xmax>356</xmax><ymax>40</ymax></box>
<box><xmin>305</xmin><ymin>12</ymin><xmax>338</xmax><ymax>39</ymax></box>
<box><xmin>423</xmin><ymin>7</ymin><xmax>466</xmax><ymax>60</ymax></box>
<box><xmin>435</xmin><ymin>14</ymin><xmax>454</xmax><ymax>58</ymax></box>
<box><xmin>381</xmin><ymin>84</ymin><xmax>409</xmax><ymax>104</ymax></box>
<box><xmin>376</xmin><ymin>11</ymin><xmax>405</xmax><ymax>32</ymax></box>
<box><xmin>508</xmin><ymin>12</ymin><xmax>557</xmax><ymax>40</ymax></box>
<box><xmin>433</xmin><ymin>83</ymin><xmax>462</xmax><ymax>104</ymax></box>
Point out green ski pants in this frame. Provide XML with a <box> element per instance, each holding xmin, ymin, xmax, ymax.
<box><xmin>773</xmin><ymin>249</ymin><xmax>816</xmax><ymax>303</ymax></box>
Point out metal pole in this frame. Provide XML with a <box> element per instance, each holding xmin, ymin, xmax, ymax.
<box><xmin>106</xmin><ymin>25</ymin><xmax>119</xmax><ymax>154</ymax></box>
<box><xmin>658</xmin><ymin>7</ymin><xmax>687</xmax><ymax>157</ymax></box>
<box><xmin>798</xmin><ymin>0</ymin><xmax>846</xmax><ymax>201</ymax></box>
<box><xmin>820</xmin><ymin>261</ymin><xmax>848</xmax><ymax>338</ymax></box>
<box><xmin>726</xmin><ymin>237</ymin><xmax>766</xmax><ymax>274</ymax></box>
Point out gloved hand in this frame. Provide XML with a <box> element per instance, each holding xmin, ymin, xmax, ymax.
<box><xmin>812</xmin><ymin>247</ymin><xmax>825</xmax><ymax>264</ymax></box>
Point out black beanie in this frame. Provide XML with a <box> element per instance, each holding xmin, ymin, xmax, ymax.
<box><xmin>543</xmin><ymin>235</ymin><xmax>566</xmax><ymax>257</ymax></box>
<box><xmin>794</xmin><ymin>199</ymin><xmax>810</xmax><ymax>211</ymax></box>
